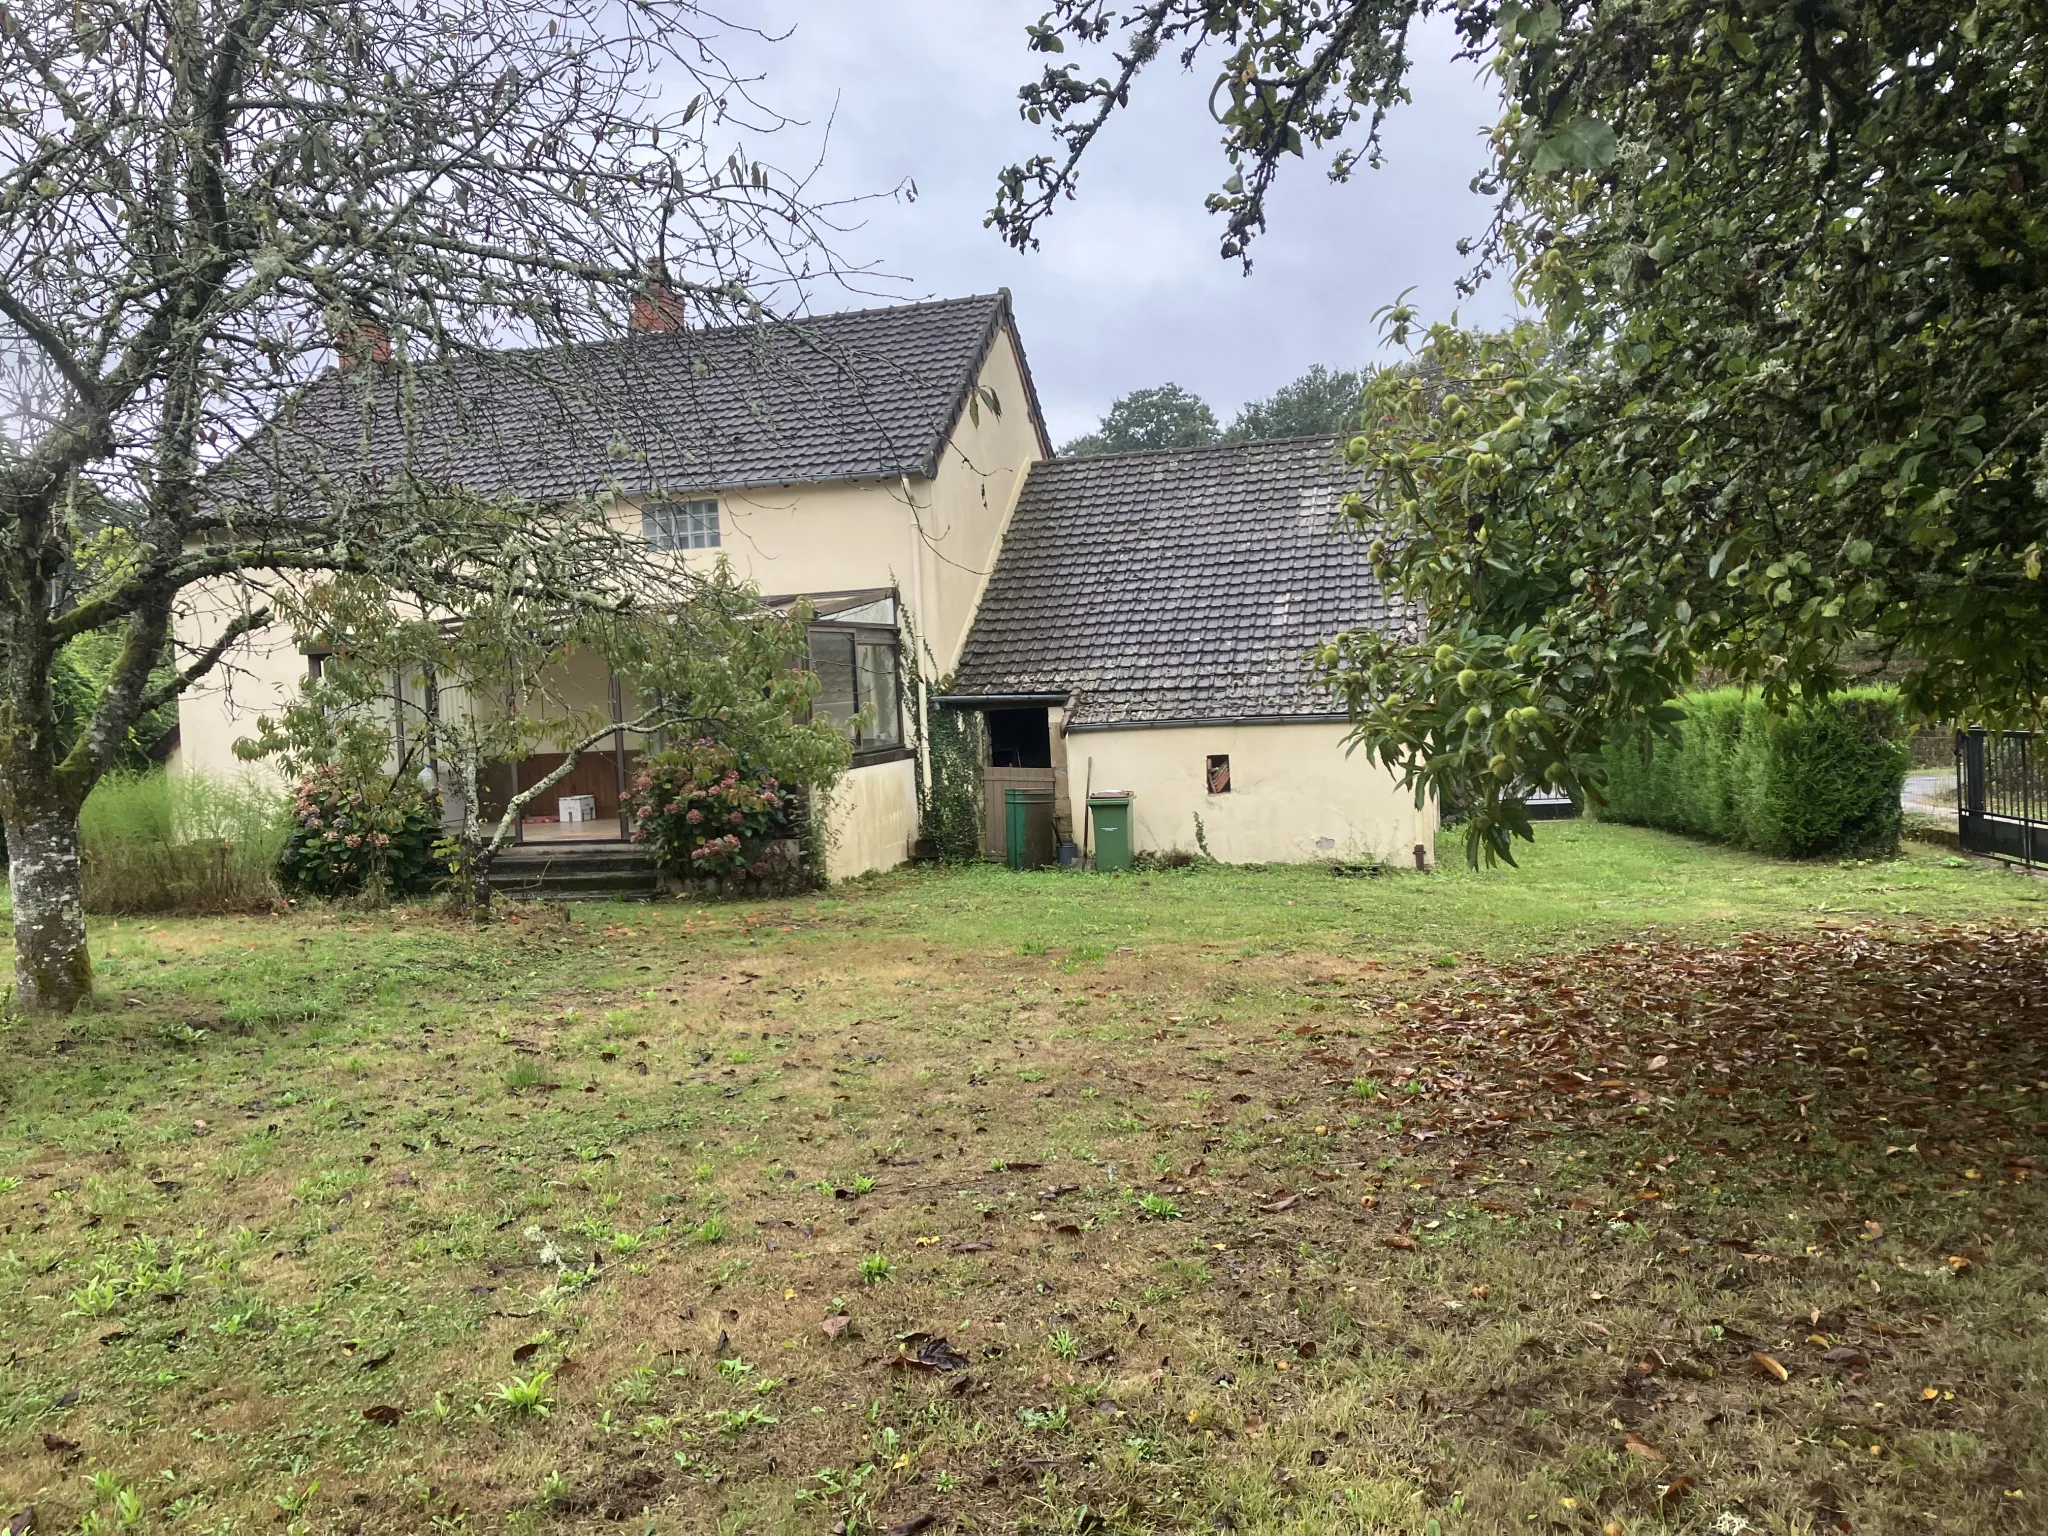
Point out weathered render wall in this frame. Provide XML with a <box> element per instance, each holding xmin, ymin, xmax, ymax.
<box><xmin>1064</xmin><ymin>720</ymin><xmax>1436</xmax><ymax>868</ymax></box>
<box><xmin>824</xmin><ymin>756</ymin><xmax>918</xmax><ymax>881</ymax></box>
<box><xmin>171</xmin><ymin>577</ymin><xmax>308</xmax><ymax>788</ymax></box>
<box><xmin>666</xmin><ymin>478</ymin><xmax>915</xmax><ymax>606</ymax></box>
<box><xmin>912</xmin><ymin>325</ymin><xmax>1043</xmax><ymax>676</ymax></box>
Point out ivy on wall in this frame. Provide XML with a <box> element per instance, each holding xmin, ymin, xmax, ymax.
<box><xmin>898</xmin><ymin>600</ymin><xmax>985</xmax><ymax>863</ymax></box>
<box><xmin>921</xmin><ymin>699</ymin><xmax>986</xmax><ymax>863</ymax></box>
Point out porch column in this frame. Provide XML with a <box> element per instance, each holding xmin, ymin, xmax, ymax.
<box><xmin>610</xmin><ymin>669</ymin><xmax>629</xmax><ymax>840</ymax></box>
<box><xmin>507</xmin><ymin>681</ymin><xmax>523</xmax><ymax>845</ymax></box>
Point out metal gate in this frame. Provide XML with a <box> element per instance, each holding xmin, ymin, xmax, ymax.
<box><xmin>1956</xmin><ymin>728</ymin><xmax>2045</xmax><ymax>866</ymax></box>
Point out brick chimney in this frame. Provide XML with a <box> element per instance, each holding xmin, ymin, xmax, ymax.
<box><xmin>629</xmin><ymin>278</ymin><xmax>688</xmax><ymax>334</ymax></box>
<box><xmin>335</xmin><ymin>315</ymin><xmax>392</xmax><ymax>369</ymax></box>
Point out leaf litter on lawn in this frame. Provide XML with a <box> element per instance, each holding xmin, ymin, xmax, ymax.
<box><xmin>726</xmin><ymin>921</ymin><xmax>2046</xmax><ymax>1535</ymax></box>
<box><xmin>1172</xmin><ymin>921</ymin><xmax>2048</xmax><ymax>1536</ymax></box>
<box><xmin>6</xmin><ymin>911</ymin><xmax>2044</xmax><ymax>1535</ymax></box>
<box><xmin>1327</xmin><ymin>924</ymin><xmax>2046</xmax><ymax>1194</ymax></box>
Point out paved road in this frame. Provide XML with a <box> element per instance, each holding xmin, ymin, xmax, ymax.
<box><xmin>1902</xmin><ymin>770</ymin><xmax>1954</xmax><ymax>821</ymax></box>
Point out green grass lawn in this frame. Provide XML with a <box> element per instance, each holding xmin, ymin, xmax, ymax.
<box><xmin>817</xmin><ymin>819</ymin><xmax>2041</xmax><ymax>960</ymax></box>
<box><xmin>1</xmin><ymin>823</ymin><xmax>2044</xmax><ymax>1536</ymax></box>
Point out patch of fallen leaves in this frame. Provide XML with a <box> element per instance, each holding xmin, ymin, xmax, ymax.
<box><xmin>1318</xmin><ymin>924</ymin><xmax>2047</xmax><ymax>1179</ymax></box>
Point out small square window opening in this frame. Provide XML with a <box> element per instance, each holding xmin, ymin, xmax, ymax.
<box><xmin>643</xmin><ymin>497</ymin><xmax>720</xmax><ymax>550</ymax></box>
<box><xmin>1206</xmin><ymin>754</ymin><xmax>1231</xmax><ymax>794</ymax></box>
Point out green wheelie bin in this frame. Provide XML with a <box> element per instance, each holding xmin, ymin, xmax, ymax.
<box><xmin>1086</xmin><ymin>792</ymin><xmax>1134</xmax><ymax>872</ymax></box>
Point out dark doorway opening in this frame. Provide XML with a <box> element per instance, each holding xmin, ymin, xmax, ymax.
<box><xmin>988</xmin><ymin>707</ymin><xmax>1052</xmax><ymax>769</ymax></box>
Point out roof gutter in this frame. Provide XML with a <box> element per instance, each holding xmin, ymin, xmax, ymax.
<box><xmin>1063</xmin><ymin>712</ymin><xmax>1350</xmax><ymax>733</ymax></box>
<box><xmin>929</xmin><ymin>692</ymin><xmax>1070</xmax><ymax>709</ymax></box>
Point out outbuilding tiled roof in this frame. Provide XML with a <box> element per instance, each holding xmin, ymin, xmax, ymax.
<box><xmin>950</xmin><ymin>437</ymin><xmax>1406</xmax><ymax>727</ymax></box>
<box><xmin>244</xmin><ymin>293</ymin><xmax>1040</xmax><ymax>506</ymax></box>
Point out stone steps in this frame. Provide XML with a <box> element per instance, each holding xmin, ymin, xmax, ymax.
<box><xmin>485</xmin><ymin>842</ymin><xmax>659</xmax><ymax>901</ymax></box>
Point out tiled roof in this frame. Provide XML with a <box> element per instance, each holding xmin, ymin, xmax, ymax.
<box><xmin>950</xmin><ymin>437</ymin><xmax>1405</xmax><ymax>727</ymax></box>
<box><xmin>245</xmin><ymin>293</ymin><xmax>1039</xmax><ymax>505</ymax></box>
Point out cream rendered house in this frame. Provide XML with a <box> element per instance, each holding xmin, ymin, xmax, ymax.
<box><xmin>942</xmin><ymin>436</ymin><xmax>1437</xmax><ymax>869</ymax></box>
<box><xmin>176</xmin><ymin>296</ymin><xmax>1433</xmax><ymax>884</ymax></box>
<box><xmin>173</xmin><ymin>293</ymin><xmax>1051</xmax><ymax>881</ymax></box>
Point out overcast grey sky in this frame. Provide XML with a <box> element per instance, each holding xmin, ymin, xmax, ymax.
<box><xmin>713</xmin><ymin>5</ymin><xmax>1517</xmax><ymax>445</ymax></box>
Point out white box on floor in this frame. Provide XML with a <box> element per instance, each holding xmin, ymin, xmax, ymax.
<box><xmin>558</xmin><ymin>794</ymin><xmax>598</xmax><ymax>823</ymax></box>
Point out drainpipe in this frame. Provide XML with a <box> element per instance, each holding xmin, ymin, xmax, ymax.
<box><xmin>1081</xmin><ymin>756</ymin><xmax>1093</xmax><ymax>869</ymax></box>
<box><xmin>903</xmin><ymin>474</ymin><xmax>933</xmax><ymax>798</ymax></box>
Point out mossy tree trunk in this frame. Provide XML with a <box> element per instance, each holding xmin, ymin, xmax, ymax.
<box><xmin>4</xmin><ymin>808</ymin><xmax>93</xmax><ymax>1010</ymax></box>
<box><xmin>0</xmin><ymin>590</ymin><xmax>179</xmax><ymax>1012</ymax></box>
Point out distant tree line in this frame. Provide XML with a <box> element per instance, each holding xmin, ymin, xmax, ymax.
<box><xmin>1059</xmin><ymin>364</ymin><xmax>1366</xmax><ymax>457</ymax></box>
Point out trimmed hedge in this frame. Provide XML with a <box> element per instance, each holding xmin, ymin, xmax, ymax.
<box><xmin>1597</xmin><ymin>687</ymin><xmax>1909</xmax><ymax>858</ymax></box>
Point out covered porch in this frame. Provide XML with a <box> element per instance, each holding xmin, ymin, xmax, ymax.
<box><xmin>450</xmin><ymin>589</ymin><xmax>912</xmax><ymax>858</ymax></box>
<box><xmin>465</xmin><ymin>649</ymin><xmax>652</xmax><ymax>845</ymax></box>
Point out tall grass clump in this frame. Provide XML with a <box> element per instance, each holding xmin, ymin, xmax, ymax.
<box><xmin>78</xmin><ymin>770</ymin><xmax>290</xmax><ymax>914</ymax></box>
<box><xmin>1597</xmin><ymin>687</ymin><xmax>1910</xmax><ymax>858</ymax></box>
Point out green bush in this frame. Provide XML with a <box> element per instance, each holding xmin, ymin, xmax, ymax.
<box><xmin>279</xmin><ymin>765</ymin><xmax>444</xmax><ymax>899</ymax></box>
<box><xmin>80</xmin><ymin>770</ymin><xmax>291</xmax><ymax>914</ymax></box>
<box><xmin>626</xmin><ymin>738</ymin><xmax>797</xmax><ymax>880</ymax></box>
<box><xmin>1597</xmin><ymin>687</ymin><xmax>1909</xmax><ymax>858</ymax></box>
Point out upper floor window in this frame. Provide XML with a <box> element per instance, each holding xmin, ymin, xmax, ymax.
<box><xmin>643</xmin><ymin>497</ymin><xmax>720</xmax><ymax>550</ymax></box>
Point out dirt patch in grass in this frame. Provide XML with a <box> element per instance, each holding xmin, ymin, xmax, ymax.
<box><xmin>1</xmin><ymin>890</ymin><xmax>2044</xmax><ymax>1534</ymax></box>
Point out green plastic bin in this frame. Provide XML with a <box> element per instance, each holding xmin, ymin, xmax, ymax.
<box><xmin>1004</xmin><ymin>787</ymin><xmax>1056</xmax><ymax>871</ymax></box>
<box><xmin>1087</xmin><ymin>792</ymin><xmax>1135</xmax><ymax>872</ymax></box>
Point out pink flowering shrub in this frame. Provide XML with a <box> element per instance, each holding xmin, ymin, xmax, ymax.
<box><xmin>626</xmin><ymin>739</ymin><xmax>795</xmax><ymax>880</ymax></box>
<box><xmin>279</xmin><ymin>764</ymin><xmax>443</xmax><ymax>897</ymax></box>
